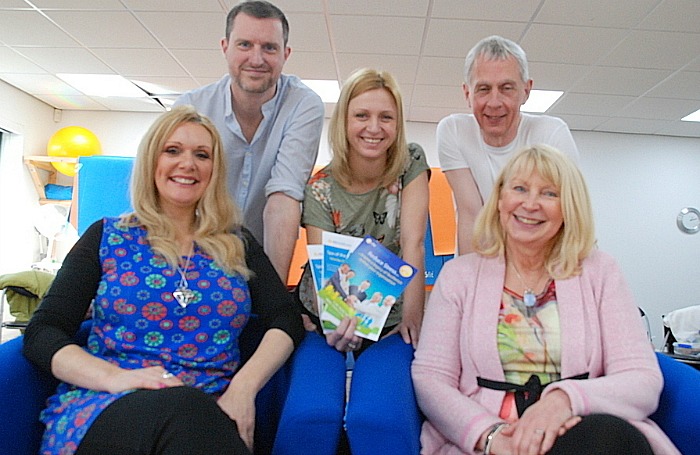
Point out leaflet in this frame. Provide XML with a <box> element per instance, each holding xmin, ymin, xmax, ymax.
<box><xmin>310</xmin><ymin>233</ymin><xmax>416</xmax><ymax>341</ymax></box>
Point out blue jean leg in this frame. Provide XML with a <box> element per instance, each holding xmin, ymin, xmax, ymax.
<box><xmin>272</xmin><ymin>332</ymin><xmax>347</xmax><ymax>455</ymax></box>
<box><xmin>345</xmin><ymin>334</ymin><xmax>422</xmax><ymax>455</ymax></box>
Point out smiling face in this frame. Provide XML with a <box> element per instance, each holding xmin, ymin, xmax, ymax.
<box><xmin>346</xmin><ymin>88</ymin><xmax>398</xmax><ymax>164</ymax></box>
<box><xmin>155</xmin><ymin>122</ymin><xmax>214</xmax><ymax>217</ymax></box>
<box><xmin>464</xmin><ymin>55</ymin><xmax>532</xmax><ymax>147</ymax></box>
<box><xmin>498</xmin><ymin>169</ymin><xmax>563</xmax><ymax>252</ymax></box>
<box><xmin>222</xmin><ymin>12</ymin><xmax>290</xmax><ymax>98</ymax></box>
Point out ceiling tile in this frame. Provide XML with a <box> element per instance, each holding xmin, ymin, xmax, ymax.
<box><xmin>135</xmin><ymin>11</ymin><xmax>225</xmax><ymax>50</ymax></box>
<box><xmin>170</xmin><ymin>49</ymin><xmax>226</xmax><ymax>79</ymax></box>
<box><xmin>91</xmin><ymin>96</ymin><xmax>164</xmax><ymax>112</ymax></box>
<box><xmin>422</xmin><ymin>19</ymin><xmax>526</xmax><ymax>58</ymax></box>
<box><xmin>267</xmin><ymin>0</ymin><xmax>324</xmax><ymax>13</ymax></box>
<box><xmin>522</xmin><ymin>24</ymin><xmax>628</xmax><ymax>65</ymax></box>
<box><xmin>331</xmin><ymin>16</ymin><xmax>425</xmax><ymax>55</ymax></box>
<box><xmin>415</xmin><ymin>56</ymin><xmax>464</xmax><ymax>87</ymax></box>
<box><xmin>329</xmin><ymin>0</ymin><xmax>429</xmax><ymax>16</ymax></box>
<box><xmin>617</xmin><ymin>97</ymin><xmax>700</xmax><ymax>121</ymax></box>
<box><xmin>595</xmin><ymin>117</ymin><xmax>675</xmax><ymax>135</ymax></box>
<box><xmin>407</xmin><ymin>106</ymin><xmax>460</xmax><ymax>124</ymax></box>
<box><xmin>92</xmin><ymin>48</ymin><xmax>188</xmax><ymax>77</ymax></box>
<box><xmin>284</xmin><ymin>52</ymin><xmax>337</xmax><ymax>80</ymax></box>
<box><xmin>14</xmin><ymin>47</ymin><xmax>113</xmax><ymax>74</ymax></box>
<box><xmin>120</xmin><ymin>0</ymin><xmax>225</xmax><ymax>12</ymax></box>
<box><xmin>535</xmin><ymin>0</ymin><xmax>659</xmax><ymax>28</ymax></box>
<box><xmin>285</xmin><ymin>13</ymin><xmax>331</xmax><ymax>52</ymax></box>
<box><xmin>0</xmin><ymin>0</ymin><xmax>698</xmax><ymax>139</ymax></box>
<box><xmin>45</xmin><ymin>11</ymin><xmax>161</xmax><ymax>48</ymax></box>
<box><xmin>431</xmin><ymin>0</ymin><xmax>541</xmax><ymax>22</ymax></box>
<box><xmin>0</xmin><ymin>73</ymin><xmax>81</xmax><ymax>95</ymax></box>
<box><xmin>0</xmin><ymin>47</ymin><xmax>47</xmax><ymax>73</ymax></box>
<box><xmin>599</xmin><ymin>30</ymin><xmax>700</xmax><ymax>70</ymax></box>
<box><xmin>29</xmin><ymin>0</ymin><xmax>125</xmax><ymax>9</ymax></box>
<box><xmin>0</xmin><ymin>11</ymin><xmax>79</xmax><ymax>46</ymax></box>
<box><xmin>412</xmin><ymin>84</ymin><xmax>466</xmax><ymax>110</ymax></box>
<box><xmin>527</xmin><ymin>62</ymin><xmax>589</xmax><ymax>91</ymax></box>
<box><xmin>657</xmin><ymin>120</ymin><xmax>700</xmax><ymax>138</ymax></box>
<box><xmin>127</xmin><ymin>76</ymin><xmax>198</xmax><ymax>95</ymax></box>
<box><xmin>549</xmin><ymin>92</ymin><xmax>635</xmax><ymax>117</ymax></box>
<box><xmin>637</xmin><ymin>0</ymin><xmax>700</xmax><ymax>32</ymax></box>
<box><xmin>32</xmin><ymin>93</ymin><xmax>108</xmax><ymax>110</ymax></box>
<box><xmin>336</xmin><ymin>54</ymin><xmax>419</xmax><ymax>86</ymax></box>
<box><xmin>646</xmin><ymin>71</ymin><xmax>700</xmax><ymax>100</ymax></box>
<box><xmin>0</xmin><ymin>0</ymin><xmax>32</xmax><ymax>7</ymax></box>
<box><xmin>570</xmin><ymin>67</ymin><xmax>672</xmax><ymax>96</ymax></box>
<box><xmin>554</xmin><ymin>113</ymin><xmax>609</xmax><ymax>131</ymax></box>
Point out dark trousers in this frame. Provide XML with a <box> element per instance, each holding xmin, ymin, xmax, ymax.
<box><xmin>548</xmin><ymin>413</ymin><xmax>653</xmax><ymax>455</ymax></box>
<box><xmin>76</xmin><ymin>386</ymin><xmax>251</xmax><ymax>455</ymax></box>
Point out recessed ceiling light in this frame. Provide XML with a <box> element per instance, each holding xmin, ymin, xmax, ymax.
<box><xmin>521</xmin><ymin>90</ymin><xmax>564</xmax><ymax>113</ymax></box>
<box><xmin>302</xmin><ymin>79</ymin><xmax>340</xmax><ymax>103</ymax></box>
<box><xmin>681</xmin><ymin>108</ymin><xmax>700</xmax><ymax>122</ymax></box>
<box><xmin>57</xmin><ymin>74</ymin><xmax>148</xmax><ymax>98</ymax></box>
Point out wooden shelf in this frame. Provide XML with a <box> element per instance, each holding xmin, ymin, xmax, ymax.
<box><xmin>24</xmin><ymin>156</ymin><xmax>77</xmax><ymax>207</ymax></box>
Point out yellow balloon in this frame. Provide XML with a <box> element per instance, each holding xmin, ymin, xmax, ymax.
<box><xmin>47</xmin><ymin>126</ymin><xmax>102</xmax><ymax>176</ymax></box>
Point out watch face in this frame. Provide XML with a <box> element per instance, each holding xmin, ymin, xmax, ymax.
<box><xmin>677</xmin><ymin>207</ymin><xmax>700</xmax><ymax>234</ymax></box>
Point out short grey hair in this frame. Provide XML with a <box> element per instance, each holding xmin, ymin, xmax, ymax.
<box><xmin>463</xmin><ymin>35</ymin><xmax>529</xmax><ymax>85</ymax></box>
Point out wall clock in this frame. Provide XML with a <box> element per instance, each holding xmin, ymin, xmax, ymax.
<box><xmin>677</xmin><ymin>207</ymin><xmax>700</xmax><ymax>234</ymax></box>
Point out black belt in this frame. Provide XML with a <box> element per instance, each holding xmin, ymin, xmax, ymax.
<box><xmin>477</xmin><ymin>372</ymin><xmax>589</xmax><ymax>417</ymax></box>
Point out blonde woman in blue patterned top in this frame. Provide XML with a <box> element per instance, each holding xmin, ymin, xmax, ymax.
<box><xmin>23</xmin><ymin>105</ymin><xmax>303</xmax><ymax>455</ymax></box>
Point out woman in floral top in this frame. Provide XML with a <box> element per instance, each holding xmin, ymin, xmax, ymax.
<box><xmin>412</xmin><ymin>145</ymin><xmax>678</xmax><ymax>455</ymax></box>
<box><xmin>276</xmin><ymin>68</ymin><xmax>429</xmax><ymax>454</ymax></box>
<box><xmin>23</xmin><ymin>106</ymin><xmax>303</xmax><ymax>455</ymax></box>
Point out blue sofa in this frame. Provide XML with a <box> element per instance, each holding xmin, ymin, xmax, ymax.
<box><xmin>649</xmin><ymin>353</ymin><xmax>700</xmax><ymax>455</ymax></box>
<box><xmin>0</xmin><ymin>316</ymin><xmax>290</xmax><ymax>455</ymax></box>
<box><xmin>2</xmin><ymin>336</ymin><xmax>697</xmax><ymax>455</ymax></box>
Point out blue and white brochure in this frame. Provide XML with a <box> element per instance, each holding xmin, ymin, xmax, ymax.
<box><xmin>317</xmin><ymin>233</ymin><xmax>417</xmax><ymax>341</ymax></box>
<box><xmin>316</xmin><ymin>232</ymin><xmax>362</xmax><ymax>333</ymax></box>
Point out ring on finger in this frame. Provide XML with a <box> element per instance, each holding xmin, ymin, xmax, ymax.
<box><xmin>347</xmin><ymin>342</ymin><xmax>358</xmax><ymax>350</ymax></box>
<box><xmin>161</xmin><ymin>371</ymin><xmax>174</xmax><ymax>379</ymax></box>
<box><xmin>534</xmin><ymin>428</ymin><xmax>545</xmax><ymax>435</ymax></box>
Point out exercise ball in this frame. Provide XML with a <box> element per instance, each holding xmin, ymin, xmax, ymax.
<box><xmin>47</xmin><ymin>126</ymin><xmax>102</xmax><ymax>176</ymax></box>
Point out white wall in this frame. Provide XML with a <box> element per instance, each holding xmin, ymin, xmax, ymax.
<box><xmin>0</xmin><ymin>81</ymin><xmax>56</xmax><ymax>273</ymax></box>
<box><xmin>2</xmin><ymin>82</ymin><xmax>699</xmax><ymax>347</ymax></box>
<box><xmin>575</xmin><ymin>131</ymin><xmax>700</xmax><ymax>348</ymax></box>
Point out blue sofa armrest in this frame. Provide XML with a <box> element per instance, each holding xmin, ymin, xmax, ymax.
<box><xmin>651</xmin><ymin>352</ymin><xmax>700</xmax><ymax>455</ymax></box>
<box><xmin>0</xmin><ymin>336</ymin><xmax>56</xmax><ymax>455</ymax></box>
<box><xmin>0</xmin><ymin>321</ymin><xmax>91</xmax><ymax>455</ymax></box>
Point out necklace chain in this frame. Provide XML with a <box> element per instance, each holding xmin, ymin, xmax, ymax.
<box><xmin>510</xmin><ymin>261</ymin><xmax>546</xmax><ymax>308</ymax></box>
<box><xmin>173</xmin><ymin>244</ymin><xmax>195</xmax><ymax>308</ymax></box>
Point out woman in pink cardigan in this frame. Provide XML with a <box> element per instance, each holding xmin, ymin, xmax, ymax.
<box><xmin>412</xmin><ymin>145</ymin><xmax>678</xmax><ymax>455</ymax></box>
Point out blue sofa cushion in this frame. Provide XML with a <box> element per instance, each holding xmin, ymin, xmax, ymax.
<box><xmin>651</xmin><ymin>352</ymin><xmax>700</xmax><ymax>455</ymax></box>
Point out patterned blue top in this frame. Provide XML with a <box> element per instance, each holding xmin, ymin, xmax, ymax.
<box><xmin>38</xmin><ymin>218</ymin><xmax>252</xmax><ymax>454</ymax></box>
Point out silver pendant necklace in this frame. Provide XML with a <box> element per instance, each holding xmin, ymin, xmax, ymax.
<box><xmin>173</xmin><ymin>246</ymin><xmax>195</xmax><ymax>308</ymax></box>
<box><xmin>510</xmin><ymin>261</ymin><xmax>545</xmax><ymax>308</ymax></box>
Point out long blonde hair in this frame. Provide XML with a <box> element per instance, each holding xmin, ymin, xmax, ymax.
<box><xmin>120</xmin><ymin>105</ymin><xmax>249</xmax><ymax>278</ymax></box>
<box><xmin>473</xmin><ymin>144</ymin><xmax>595</xmax><ymax>279</ymax></box>
<box><xmin>328</xmin><ymin>68</ymin><xmax>408</xmax><ymax>189</ymax></box>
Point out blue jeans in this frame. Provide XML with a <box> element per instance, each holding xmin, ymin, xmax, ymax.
<box><xmin>273</xmin><ymin>332</ymin><xmax>421</xmax><ymax>455</ymax></box>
